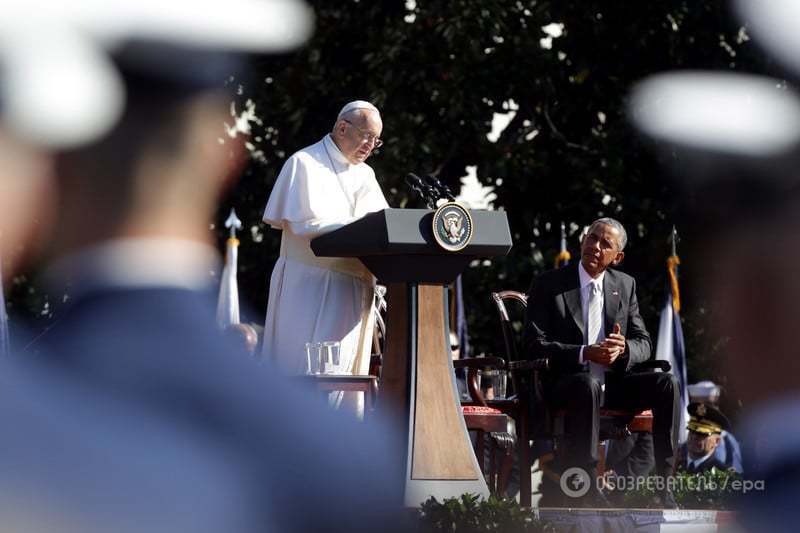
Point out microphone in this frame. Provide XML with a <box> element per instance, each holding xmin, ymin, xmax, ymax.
<box><xmin>406</xmin><ymin>173</ymin><xmax>437</xmax><ymax>208</ymax></box>
<box><xmin>405</xmin><ymin>172</ymin><xmax>424</xmax><ymax>192</ymax></box>
<box><xmin>420</xmin><ymin>182</ymin><xmax>439</xmax><ymax>208</ymax></box>
<box><xmin>424</xmin><ymin>174</ymin><xmax>456</xmax><ymax>202</ymax></box>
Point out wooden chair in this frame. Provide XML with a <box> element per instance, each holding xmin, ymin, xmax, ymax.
<box><xmin>368</xmin><ymin>285</ymin><xmax>387</xmax><ymax>388</ymax></box>
<box><xmin>489</xmin><ymin>291</ymin><xmax>536</xmax><ymax>506</ymax></box>
<box><xmin>453</xmin><ymin>356</ymin><xmax>515</xmax><ymax>497</ymax></box>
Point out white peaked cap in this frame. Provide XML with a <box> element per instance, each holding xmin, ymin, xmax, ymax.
<box><xmin>0</xmin><ymin>0</ymin><xmax>314</xmax><ymax>148</ymax></box>
<box><xmin>629</xmin><ymin>71</ymin><xmax>800</xmax><ymax>159</ymax></box>
<box><xmin>0</xmin><ymin>0</ymin><xmax>314</xmax><ymax>53</ymax></box>
<box><xmin>687</xmin><ymin>381</ymin><xmax>721</xmax><ymax>402</ymax></box>
<box><xmin>337</xmin><ymin>100</ymin><xmax>380</xmax><ymax>119</ymax></box>
<box><xmin>734</xmin><ymin>0</ymin><xmax>800</xmax><ymax>78</ymax></box>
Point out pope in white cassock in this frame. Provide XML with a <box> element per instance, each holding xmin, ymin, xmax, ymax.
<box><xmin>261</xmin><ymin>101</ymin><xmax>388</xmax><ymax>411</ymax></box>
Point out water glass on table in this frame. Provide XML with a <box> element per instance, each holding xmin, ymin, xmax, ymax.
<box><xmin>304</xmin><ymin>341</ymin><xmax>322</xmax><ymax>374</ymax></box>
<box><xmin>321</xmin><ymin>341</ymin><xmax>341</xmax><ymax>374</ymax></box>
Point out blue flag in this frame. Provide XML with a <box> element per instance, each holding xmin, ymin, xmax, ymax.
<box><xmin>655</xmin><ymin>254</ymin><xmax>689</xmax><ymax>443</ymax></box>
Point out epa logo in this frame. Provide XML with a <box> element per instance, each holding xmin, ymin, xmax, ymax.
<box><xmin>560</xmin><ymin>467</ymin><xmax>591</xmax><ymax>498</ymax></box>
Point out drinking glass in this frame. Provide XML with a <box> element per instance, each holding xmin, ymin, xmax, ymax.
<box><xmin>494</xmin><ymin>369</ymin><xmax>508</xmax><ymax>399</ymax></box>
<box><xmin>483</xmin><ymin>369</ymin><xmax>508</xmax><ymax>400</ymax></box>
<box><xmin>305</xmin><ymin>341</ymin><xmax>322</xmax><ymax>374</ymax></box>
<box><xmin>321</xmin><ymin>341</ymin><xmax>341</xmax><ymax>374</ymax></box>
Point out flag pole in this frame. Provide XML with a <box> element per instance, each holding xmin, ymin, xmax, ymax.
<box><xmin>554</xmin><ymin>221</ymin><xmax>571</xmax><ymax>268</ymax></box>
<box><xmin>216</xmin><ymin>208</ymin><xmax>243</xmax><ymax>328</ymax></box>
<box><xmin>671</xmin><ymin>225</ymin><xmax>678</xmax><ymax>257</ymax></box>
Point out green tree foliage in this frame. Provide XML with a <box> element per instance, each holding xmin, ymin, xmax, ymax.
<box><xmin>223</xmin><ymin>1</ymin><xmax>775</xmax><ymax>416</ymax></box>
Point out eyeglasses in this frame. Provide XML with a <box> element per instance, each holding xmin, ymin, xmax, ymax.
<box><xmin>342</xmin><ymin>119</ymin><xmax>383</xmax><ymax>149</ymax></box>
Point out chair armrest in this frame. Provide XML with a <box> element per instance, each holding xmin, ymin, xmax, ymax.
<box><xmin>508</xmin><ymin>359</ymin><xmax>550</xmax><ymax>372</ymax></box>
<box><xmin>453</xmin><ymin>357</ymin><xmax>507</xmax><ymax>407</ymax></box>
<box><xmin>453</xmin><ymin>356</ymin><xmax>507</xmax><ymax>370</ymax></box>
<box><xmin>631</xmin><ymin>359</ymin><xmax>671</xmax><ymax>373</ymax></box>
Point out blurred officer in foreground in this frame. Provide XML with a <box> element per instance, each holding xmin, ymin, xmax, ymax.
<box><xmin>2</xmin><ymin>1</ymin><xmax>406</xmax><ymax>531</ymax></box>
<box><xmin>1</xmin><ymin>53</ymin><xmax>263</xmax><ymax>533</ymax></box>
<box><xmin>629</xmin><ymin>9</ymin><xmax>800</xmax><ymax>524</ymax></box>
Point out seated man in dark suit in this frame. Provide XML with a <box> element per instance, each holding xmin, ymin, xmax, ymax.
<box><xmin>678</xmin><ymin>402</ymin><xmax>734</xmax><ymax>474</ymax></box>
<box><xmin>522</xmin><ymin>217</ymin><xmax>680</xmax><ymax>506</ymax></box>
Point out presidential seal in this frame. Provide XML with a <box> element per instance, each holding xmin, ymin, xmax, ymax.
<box><xmin>432</xmin><ymin>202</ymin><xmax>474</xmax><ymax>252</ymax></box>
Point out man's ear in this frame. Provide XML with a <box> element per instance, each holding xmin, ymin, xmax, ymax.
<box><xmin>332</xmin><ymin>119</ymin><xmax>346</xmax><ymax>137</ymax></box>
<box><xmin>612</xmin><ymin>251</ymin><xmax>625</xmax><ymax>266</ymax></box>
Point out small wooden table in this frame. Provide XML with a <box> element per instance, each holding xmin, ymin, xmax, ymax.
<box><xmin>291</xmin><ymin>375</ymin><xmax>379</xmax><ymax>418</ymax></box>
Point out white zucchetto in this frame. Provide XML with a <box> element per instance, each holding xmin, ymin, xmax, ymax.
<box><xmin>337</xmin><ymin>100</ymin><xmax>380</xmax><ymax>119</ymax></box>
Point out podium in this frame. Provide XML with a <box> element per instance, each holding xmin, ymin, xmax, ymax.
<box><xmin>312</xmin><ymin>208</ymin><xmax>512</xmax><ymax>506</ymax></box>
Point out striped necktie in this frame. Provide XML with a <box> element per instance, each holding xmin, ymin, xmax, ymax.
<box><xmin>586</xmin><ymin>281</ymin><xmax>605</xmax><ymax>388</ymax></box>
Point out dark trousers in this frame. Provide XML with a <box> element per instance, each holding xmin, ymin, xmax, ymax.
<box><xmin>550</xmin><ymin>371</ymin><xmax>680</xmax><ymax>475</ymax></box>
<box><xmin>605</xmin><ymin>432</ymin><xmax>655</xmax><ymax>477</ymax></box>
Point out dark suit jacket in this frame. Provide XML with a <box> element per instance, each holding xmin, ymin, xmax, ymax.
<box><xmin>522</xmin><ymin>263</ymin><xmax>652</xmax><ymax>378</ymax></box>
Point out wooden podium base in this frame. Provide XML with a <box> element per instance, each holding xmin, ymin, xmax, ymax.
<box><xmin>380</xmin><ymin>283</ymin><xmax>489</xmax><ymax>506</ymax></box>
